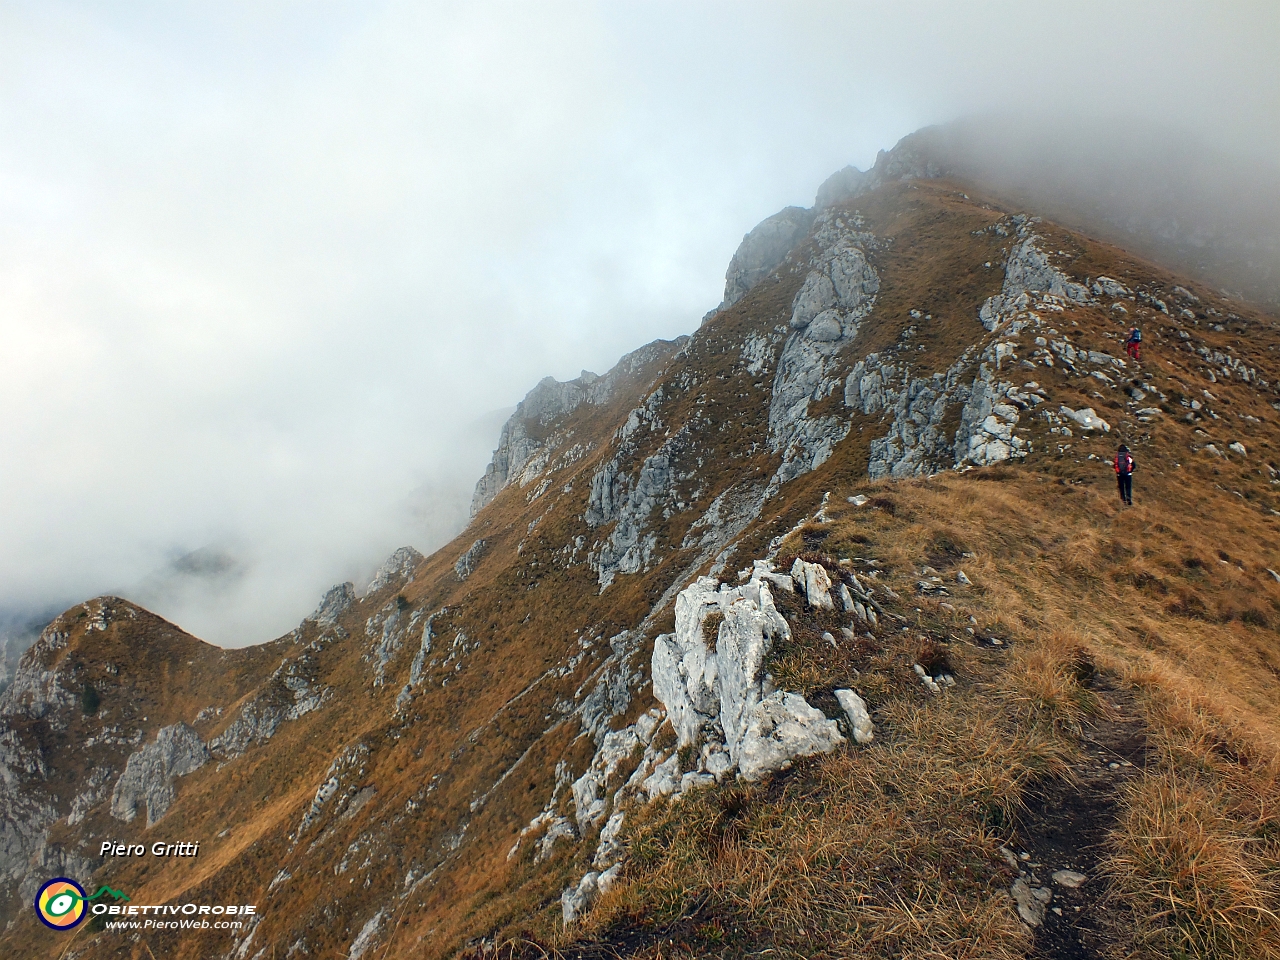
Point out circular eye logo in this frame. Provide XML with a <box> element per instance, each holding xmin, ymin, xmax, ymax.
<box><xmin>35</xmin><ymin>878</ymin><xmax>87</xmax><ymax>930</ymax></box>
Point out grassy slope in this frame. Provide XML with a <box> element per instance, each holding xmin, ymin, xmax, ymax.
<box><xmin>553</xmin><ymin>469</ymin><xmax>1280</xmax><ymax>959</ymax></box>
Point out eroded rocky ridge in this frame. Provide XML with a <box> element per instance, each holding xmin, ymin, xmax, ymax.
<box><xmin>715</xmin><ymin>205</ymin><xmax>815</xmax><ymax>313</ymax></box>
<box><xmin>471</xmin><ymin>339</ymin><xmax>689</xmax><ymax>516</ymax></box>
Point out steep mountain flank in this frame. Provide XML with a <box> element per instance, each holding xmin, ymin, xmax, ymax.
<box><xmin>3</xmin><ymin>138</ymin><xmax>1280</xmax><ymax>960</ymax></box>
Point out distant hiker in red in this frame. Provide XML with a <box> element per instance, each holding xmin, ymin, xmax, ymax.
<box><xmin>1126</xmin><ymin>326</ymin><xmax>1142</xmax><ymax>361</ymax></box>
<box><xmin>1114</xmin><ymin>444</ymin><xmax>1135</xmax><ymax>505</ymax></box>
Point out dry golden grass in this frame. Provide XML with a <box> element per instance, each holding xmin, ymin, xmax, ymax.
<box><xmin>1107</xmin><ymin>772</ymin><xmax>1279</xmax><ymax>959</ymax></box>
<box><xmin>1103</xmin><ymin>667</ymin><xmax>1280</xmax><ymax>959</ymax></box>
<box><xmin>548</xmin><ymin>461</ymin><xmax>1280</xmax><ymax>959</ymax></box>
<box><xmin>577</xmin><ymin>693</ymin><xmax>1061</xmax><ymax>959</ymax></box>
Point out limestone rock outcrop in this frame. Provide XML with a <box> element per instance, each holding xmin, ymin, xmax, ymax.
<box><xmin>472</xmin><ymin>338</ymin><xmax>688</xmax><ymax>516</ymax></box>
<box><xmin>651</xmin><ymin>566</ymin><xmax>845</xmax><ymax>782</ymax></box>
<box><xmin>454</xmin><ymin>539</ymin><xmax>487</xmax><ymax>581</ymax></box>
<box><xmin>309</xmin><ymin>583</ymin><xmax>356</xmax><ymax>628</ymax></box>
<box><xmin>790</xmin><ymin>558</ymin><xmax>834</xmax><ymax>609</ymax></box>
<box><xmin>472</xmin><ymin>373</ymin><xmax>597</xmax><ymax>518</ymax></box>
<box><xmin>585</xmin><ymin>440</ymin><xmax>673</xmax><ymax>589</ymax></box>
<box><xmin>110</xmin><ymin>722</ymin><xmax>209</xmax><ymax>826</ymax></box>
<box><xmin>365</xmin><ymin>547</ymin><xmax>422</xmax><ymax>596</ymax></box>
<box><xmin>766</xmin><ymin>211</ymin><xmax>880</xmax><ymax>494</ymax></box>
<box><xmin>366</xmin><ymin>598</ymin><xmax>425</xmax><ymax>687</ymax></box>
<box><xmin>719</xmin><ymin>206</ymin><xmax>815</xmax><ymax>310</ymax></box>
<box><xmin>210</xmin><ymin>653</ymin><xmax>329</xmax><ymax>759</ymax></box>
<box><xmin>979</xmin><ymin>219</ymin><xmax>1092</xmax><ymax>332</ymax></box>
<box><xmin>0</xmin><ymin>639</ymin><xmax>71</xmax><ymax>721</ymax></box>
<box><xmin>953</xmin><ymin>362</ymin><xmax>1030</xmax><ymax>467</ymax></box>
<box><xmin>814</xmin><ymin>137</ymin><xmax>947</xmax><ymax>210</ymax></box>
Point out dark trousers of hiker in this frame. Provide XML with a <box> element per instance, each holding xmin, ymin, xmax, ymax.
<box><xmin>1127</xmin><ymin>342</ymin><xmax>1141</xmax><ymax>360</ymax></box>
<box><xmin>1117</xmin><ymin>474</ymin><xmax>1133</xmax><ymax>505</ymax></box>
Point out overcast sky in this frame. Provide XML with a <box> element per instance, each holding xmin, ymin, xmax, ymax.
<box><xmin>2</xmin><ymin>1</ymin><xmax>1277</xmax><ymax>646</ymax></box>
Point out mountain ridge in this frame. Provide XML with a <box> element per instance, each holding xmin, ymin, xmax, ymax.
<box><xmin>2</xmin><ymin>131</ymin><xmax>1279</xmax><ymax>959</ymax></box>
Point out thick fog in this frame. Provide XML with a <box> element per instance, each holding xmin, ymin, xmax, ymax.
<box><xmin>2</xmin><ymin>2</ymin><xmax>1276</xmax><ymax>647</ymax></box>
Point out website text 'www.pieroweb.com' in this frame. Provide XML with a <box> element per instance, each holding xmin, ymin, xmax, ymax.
<box><xmin>96</xmin><ymin>901</ymin><xmax>256</xmax><ymax>932</ymax></box>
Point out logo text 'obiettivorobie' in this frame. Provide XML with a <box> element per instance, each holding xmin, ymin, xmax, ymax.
<box><xmin>35</xmin><ymin>877</ymin><xmax>257</xmax><ymax>933</ymax></box>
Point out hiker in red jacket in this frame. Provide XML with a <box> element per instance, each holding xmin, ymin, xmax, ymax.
<box><xmin>1125</xmin><ymin>327</ymin><xmax>1142</xmax><ymax>361</ymax></box>
<box><xmin>1114</xmin><ymin>444</ymin><xmax>1135</xmax><ymax>505</ymax></box>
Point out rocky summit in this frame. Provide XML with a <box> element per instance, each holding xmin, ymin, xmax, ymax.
<box><xmin>3</xmin><ymin>128</ymin><xmax>1280</xmax><ymax>960</ymax></box>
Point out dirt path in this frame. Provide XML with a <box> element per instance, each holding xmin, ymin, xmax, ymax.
<box><xmin>1010</xmin><ymin>677</ymin><xmax>1148</xmax><ymax>960</ymax></box>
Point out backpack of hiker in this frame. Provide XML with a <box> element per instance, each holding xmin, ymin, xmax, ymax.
<box><xmin>1126</xmin><ymin>327</ymin><xmax>1142</xmax><ymax>361</ymax></box>
<box><xmin>1114</xmin><ymin>445</ymin><xmax>1135</xmax><ymax>506</ymax></box>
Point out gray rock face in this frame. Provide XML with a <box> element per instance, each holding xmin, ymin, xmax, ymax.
<box><xmin>0</xmin><ymin>660</ymin><xmax>68</xmax><ymax>724</ymax></box>
<box><xmin>790</xmin><ymin>559</ymin><xmax>834</xmax><ymax>609</ymax></box>
<box><xmin>110</xmin><ymin>723</ymin><xmax>209</xmax><ymax>826</ymax></box>
<box><xmin>210</xmin><ymin>694</ymin><xmax>288</xmax><ymax>758</ymax></box>
<box><xmin>66</xmin><ymin>766</ymin><xmax>113</xmax><ymax>826</ymax></box>
<box><xmin>348</xmin><ymin>909</ymin><xmax>385</xmax><ymax>960</ymax></box>
<box><xmin>395</xmin><ymin>609</ymin><xmax>440</xmax><ymax>716</ymax></box>
<box><xmin>651</xmin><ymin>567</ymin><xmax>844</xmax><ymax>782</ymax></box>
<box><xmin>0</xmin><ymin>617</ymin><xmax>106</xmax><ymax>910</ymax></box>
<box><xmin>210</xmin><ymin>654</ymin><xmax>329</xmax><ymax>759</ymax></box>
<box><xmin>980</xmin><ymin>222</ymin><xmax>1091</xmax><ymax>332</ymax></box>
<box><xmin>720</xmin><ymin>206</ymin><xmax>815</xmax><ymax>310</ymax></box>
<box><xmin>0</xmin><ymin>743</ymin><xmax>60</xmax><ymax>889</ymax></box>
<box><xmin>851</xmin><ymin>221</ymin><xmax>1096</xmax><ymax>477</ymax></box>
<box><xmin>1002</xmin><ymin>235</ymin><xmax>1090</xmax><ymax>305</ymax></box>
<box><xmin>295</xmin><ymin>742</ymin><xmax>369</xmax><ymax>838</ymax></box>
<box><xmin>472</xmin><ymin>338</ymin><xmax>688</xmax><ymax>516</ymax></box>
<box><xmin>365</xmin><ymin>547</ymin><xmax>422</xmax><ymax>596</ymax></box>
<box><xmin>570</xmin><ymin>726</ymin><xmax>640</xmax><ymax>833</ymax></box>
<box><xmin>814</xmin><ymin>165</ymin><xmax>870</xmax><ymax>210</ymax></box>
<box><xmin>474</xmin><ymin>371</ymin><xmax>599</xmax><ymax>517</ymax></box>
<box><xmin>584</xmin><ymin>385</ymin><xmax>697</xmax><ymax>589</ymax></box>
<box><xmin>365</xmin><ymin>600</ymin><xmax>425</xmax><ymax>687</ymax></box>
<box><xmin>766</xmin><ymin>213</ymin><xmax>880</xmax><ymax>494</ymax></box>
<box><xmin>952</xmin><ymin>361</ymin><xmax>1029</xmax><ymax>467</ymax></box>
<box><xmin>454</xmin><ymin>539</ymin><xmax>487</xmax><ymax>581</ymax></box>
<box><xmin>586</xmin><ymin>445</ymin><xmax>672</xmax><ymax>589</ymax></box>
<box><xmin>0</xmin><ymin>619</ymin><xmax>45</xmax><ymax>699</ymax></box>
<box><xmin>308</xmin><ymin>583</ymin><xmax>355</xmax><ymax>628</ymax></box>
<box><xmin>561</xmin><ymin>870</ymin><xmax>599</xmax><ymax>924</ymax></box>
<box><xmin>849</xmin><ymin>350</ymin><xmax>984</xmax><ymax>479</ymax></box>
<box><xmin>407</xmin><ymin>616</ymin><xmax>437</xmax><ymax>688</ymax></box>
<box><xmin>0</xmin><ymin>621</ymin><xmax>76</xmax><ymax>720</ymax></box>
<box><xmin>683</xmin><ymin>482</ymin><xmax>770</xmax><ymax>582</ymax></box>
<box><xmin>814</xmin><ymin>138</ymin><xmax>946</xmax><ymax>210</ymax></box>
<box><xmin>738</xmin><ymin>691</ymin><xmax>842</xmax><ymax>781</ymax></box>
